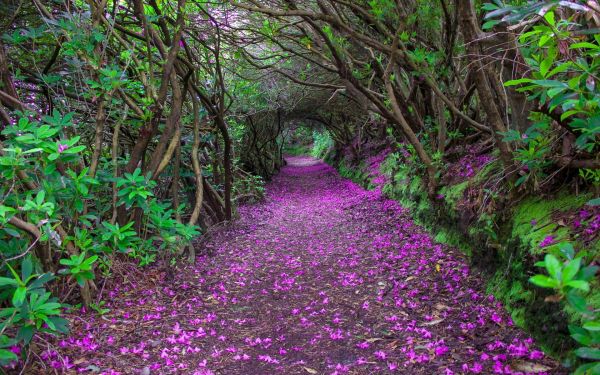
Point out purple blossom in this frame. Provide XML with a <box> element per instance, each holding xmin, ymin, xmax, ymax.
<box><xmin>374</xmin><ymin>350</ymin><xmax>387</xmax><ymax>360</ymax></box>
<box><xmin>434</xmin><ymin>344</ymin><xmax>449</xmax><ymax>356</ymax></box>
<box><xmin>539</xmin><ymin>235</ymin><xmax>555</xmax><ymax>248</ymax></box>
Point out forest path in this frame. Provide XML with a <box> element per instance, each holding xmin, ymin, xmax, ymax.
<box><xmin>42</xmin><ymin>156</ymin><xmax>559</xmax><ymax>375</ymax></box>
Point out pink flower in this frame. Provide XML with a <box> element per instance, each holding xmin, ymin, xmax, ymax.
<box><xmin>434</xmin><ymin>344</ymin><xmax>449</xmax><ymax>357</ymax></box>
<box><xmin>471</xmin><ymin>362</ymin><xmax>483</xmax><ymax>373</ymax></box>
<box><xmin>57</xmin><ymin>143</ymin><xmax>69</xmax><ymax>153</ymax></box>
<box><xmin>374</xmin><ymin>350</ymin><xmax>386</xmax><ymax>360</ymax></box>
<box><xmin>490</xmin><ymin>312</ymin><xmax>502</xmax><ymax>324</ymax></box>
<box><xmin>529</xmin><ymin>350</ymin><xmax>544</xmax><ymax>360</ymax></box>
<box><xmin>539</xmin><ymin>235</ymin><xmax>555</xmax><ymax>248</ymax></box>
<box><xmin>356</xmin><ymin>341</ymin><xmax>369</xmax><ymax>349</ymax></box>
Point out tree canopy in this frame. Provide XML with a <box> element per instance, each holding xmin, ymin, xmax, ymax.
<box><xmin>0</xmin><ymin>0</ymin><xmax>599</xmax><ymax>371</ymax></box>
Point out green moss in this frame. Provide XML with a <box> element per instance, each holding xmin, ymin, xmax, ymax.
<box><xmin>486</xmin><ymin>265</ymin><xmax>537</xmax><ymax>331</ymax></box>
<box><xmin>434</xmin><ymin>231</ymin><xmax>448</xmax><ymax>243</ymax></box>
<box><xmin>440</xmin><ymin>181</ymin><xmax>468</xmax><ymax>211</ymax></box>
<box><xmin>512</xmin><ymin>193</ymin><xmax>591</xmax><ymax>255</ymax></box>
<box><xmin>381</xmin><ymin>162</ymin><xmax>422</xmax><ymax>210</ymax></box>
<box><xmin>417</xmin><ymin>196</ymin><xmax>431</xmax><ymax>213</ymax></box>
<box><xmin>433</xmin><ymin>227</ymin><xmax>472</xmax><ymax>256</ymax></box>
<box><xmin>511</xmin><ymin>307</ymin><xmax>526</xmax><ymax>328</ymax></box>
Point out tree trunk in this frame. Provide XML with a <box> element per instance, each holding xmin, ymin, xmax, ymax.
<box><xmin>215</xmin><ymin>117</ymin><xmax>233</xmax><ymax>220</ymax></box>
<box><xmin>188</xmin><ymin>94</ymin><xmax>204</xmax><ymax>227</ymax></box>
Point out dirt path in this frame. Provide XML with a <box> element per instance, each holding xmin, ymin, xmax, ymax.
<box><xmin>36</xmin><ymin>157</ymin><xmax>560</xmax><ymax>374</ymax></box>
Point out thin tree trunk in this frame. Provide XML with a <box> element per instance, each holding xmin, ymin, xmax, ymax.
<box><xmin>110</xmin><ymin>121</ymin><xmax>122</xmax><ymax>225</ymax></box>
<box><xmin>188</xmin><ymin>94</ymin><xmax>204</xmax><ymax>227</ymax></box>
<box><xmin>215</xmin><ymin>117</ymin><xmax>233</xmax><ymax>220</ymax></box>
<box><xmin>171</xmin><ymin>142</ymin><xmax>181</xmax><ymax>222</ymax></box>
<box><xmin>436</xmin><ymin>95</ymin><xmax>447</xmax><ymax>155</ymax></box>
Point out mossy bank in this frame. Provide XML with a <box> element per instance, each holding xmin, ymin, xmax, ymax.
<box><xmin>326</xmin><ymin>150</ymin><xmax>600</xmax><ymax>365</ymax></box>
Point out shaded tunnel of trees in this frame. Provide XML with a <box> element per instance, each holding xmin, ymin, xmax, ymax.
<box><xmin>0</xmin><ymin>0</ymin><xmax>599</xmax><ymax>371</ymax></box>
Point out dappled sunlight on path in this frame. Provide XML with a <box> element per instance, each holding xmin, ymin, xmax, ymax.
<box><xmin>41</xmin><ymin>156</ymin><xmax>560</xmax><ymax>374</ymax></box>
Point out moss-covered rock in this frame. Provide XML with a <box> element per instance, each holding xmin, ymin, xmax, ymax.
<box><xmin>512</xmin><ymin>194</ymin><xmax>591</xmax><ymax>256</ymax></box>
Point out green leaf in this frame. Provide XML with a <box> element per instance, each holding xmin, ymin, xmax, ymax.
<box><xmin>567</xmin><ymin>292</ymin><xmax>589</xmax><ymax>314</ymax></box>
<box><xmin>571</xmin><ymin>42</ymin><xmax>600</xmax><ymax>50</ymax></box>
<box><xmin>566</xmin><ymin>280</ymin><xmax>590</xmax><ymax>292</ymax></box>
<box><xmin>575</xmin><ymin>347</ymin><xmax>600</xmax><ymax>360</ymax></box>
<box><xmin>3</xmin><ymin>228</ymin><xmax>21</xmax><ymax>237</ymax></box>
<box><xmin>544</xmin><ymin>254</ymin><xmax>561</xmax><ymax>279</ymax></box>
<box><xmin>504</xmin><ymin>78</ymin><xmax>532</xmax><ymax>86</ymax></box>
<box><xmin>542</xmin><ymin>11</ymin><xmax>555</xmax><ymax>25</ymax></box>
<box><xmin>570</xmin><ymin>326</ymin><xmax>592</xmax><ymax>346</ymax></box>
<box><xmin>562</xmin><ymin>258</ymin><xmax>581</xmax><ymax>283</ymax></box>
<box><xmin>532</xmin><ymin>79</ymin><xmax>566</xmax><ymax>88</ymax></box>
<box><xmin>558</xmin><ymin>242</ymin><xmax>575</xmax><ymax>259</ymax></box>
<box><xmin>5</xmin><ymin>263</ymin><xmax>22</xmax><ymax>285</ymax></box>
<box><xmin>74</xmin><ymin>274</ymin><xmax>85</xmax><ymax>286</ymax></box>
<box><xmin>583</xmin><ymin>322</ymin><xmax>600</xmax><ymax>332</ymax></box>
<box><xmin>571</xmin><ymin>333</ymin><xmax>592</xmax><ymax>346</ymax></box>
<box><xmin>74</xmin><ymin>198</ymin><xmax>84</xmax><ymax>213</ymax></box>
<box><xmin>21</xmin><ymin>256</ymin><xmax>33</xmax><ymax>281</ymax></box>
<box><xmin>482</xmin><ymin>20</ymin><xmax>501</xmax><ymax>30</ymax></box>
<box><xmin>580</xmin><ymin>265</ymin><xmax>599</xmax><ymax>281</ymax></box>
<box><xmin>482</xmin><ymin>3</ymin><xmax>500</xmax><ymax>11</ymax></box>
<box><xmin>540</xmin><ymin>57</ymin><xmax>553</xmax><ymax>78</ymax></box>
<box><xmin>0</xmin><ymin>349</ymin><xmax>17</xmax><ymax>364</ymax></box>
<box><xmin>574</xmin><ymin>362</ymin><xmax>600</xmax><ymax>375</ymax></box>
<box><xmin>0</xmin><ymin>277</ymin><xmax>18</xmax><ymax>287</ymax></box>
<box><xmin>529</xmin><ymin>275</ymin><xmax>558</xmax><ymax>289</ymax></box>
<box><xmin>83</xmin><ymin>255</ymin><xmax>98</xmax><ymax>267</ymax></box>
<box><xmin>28</xmin><ymin>273</ymin><xmax>54</xmax><ymax>290</ymax></box>
<box><xmin>63</xmin><ymin>145</ymin><xmax>86</xmax><ymax>154</ymax></box>
<box><xmin>58</xmin><ymin>255</ymin><xmax>77</xmax><ymax>266</ymax></box>
<box><xmin>546</xmin><ymin>87</ymin><xmax>566</xmax><ymax>98</ymax></box>
<box><xmin>12</xmin><ymin>286</ymin><xmax>26</xmax><ymax>306</ymax></box>
<box><xmin>587</xmin><ymin>198</ymin><xmax>600</xmax><ymax>206</ymax></box>
<box><xmin>48</xmin><ymin>316</ymin><xmax>69</xmax><ymax>334</ymax></box>
<box><xmin>547</xmin><ymin>62</ymin><xmax>571</xmax><ymax>78</ymax></box>
<box><xmin>43</xmin><ymin>316</ymin><xmax>56</xmax><ymax>330</ymax></box>
<box><xmin>16</xmin><ymin>325</ymin><xmax>34</xmax><ymax>344</ymax></box>
<box><xmin>35</xmin><ymin>191</ymin><xmax>45</xmax><ymax>206</ymax></box>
